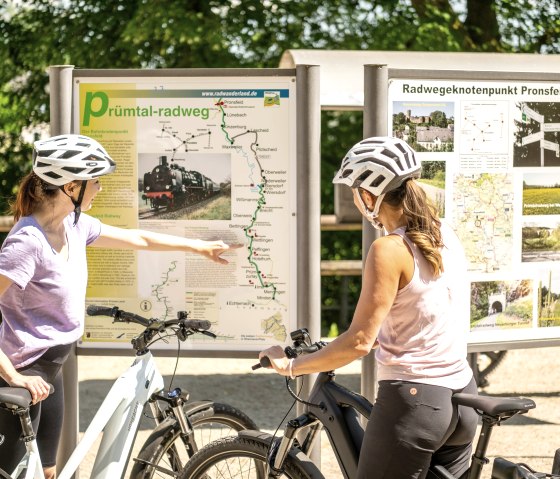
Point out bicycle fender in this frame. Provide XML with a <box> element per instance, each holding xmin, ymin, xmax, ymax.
<box><xmin>182</xmin><ymin>399</ymin><xmax>215</xmax><ymax>417</ymax></box>
<box><xmin>237</xmin><ymin>430</ymin><xmax>324</xmax><ymax>477</ymax></box>
<box><xmin>141</xmin><ymin>400</ymin><xmax>223</xmax><ymax>443</ymax></box>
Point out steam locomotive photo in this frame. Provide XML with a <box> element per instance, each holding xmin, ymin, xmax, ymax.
<box><xmin>142</xmin><ymin>156</ymin><xmax>221</xmax><ymax>211</ymax></box>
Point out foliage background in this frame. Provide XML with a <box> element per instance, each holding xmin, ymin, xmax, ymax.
<box><xmin>1</xmin><ymin>0</ymin><xmax>560</xmax><ymax>333</ymax></box>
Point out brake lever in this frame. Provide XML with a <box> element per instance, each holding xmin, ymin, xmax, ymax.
<box><xmin>200</xmin><ymin>330</ymin><xmax>217</xmax><ymax>339</ymax></box>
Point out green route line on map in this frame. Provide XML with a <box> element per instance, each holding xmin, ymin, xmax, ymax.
<box><xmin>216</xmin><ymin>99</ymin><xmax>234</xmax><ymax>145</ymax></box>
<box><xmin>231</xmin><ymin>131</ymin><xmax>277</xmax><ymax>300</ymax></box>
<box><xmin>151</xmin><ymin>260</ymin><xmax>178</xmax><ymax>320</ymax></box>
<box><xmin>216</xmin><ymin>98</ymin><xmax>278</xmax><ymax>301</ymax></box>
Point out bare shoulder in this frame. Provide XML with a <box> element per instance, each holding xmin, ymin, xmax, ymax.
<box><xmin>361</xmin><ymin>235</ymin><xmax>407</xmax><ymax>295</ymax></box>
<box><xmin>371</xmin><ymin>234</ymin><xmax>409</xmax><ymax>256</ymax></box>
<box><xmin>367</xmin><ymin>234</ymin><xmax>412</xmax><ymax>278</ymax></box>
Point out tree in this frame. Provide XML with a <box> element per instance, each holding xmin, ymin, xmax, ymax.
<box><xmin>430</xmin><ymin>110</ymin><xmax>448</xmax><ymax>128</ymax></box>
<box><xmin>2</xmin><ymin>0</ymin><xmax>560</xmax><ymax>331</ymax></box>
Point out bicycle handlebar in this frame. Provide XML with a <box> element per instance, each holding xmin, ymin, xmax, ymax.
<box><xmin>252</xmin><ymin>342</ymin><xmax>323</xmax><ymax>371</ymax></box>
<box><xmin>87</xmin><ymin>305</ymin><xmax>210</xmax><ymax>330</ymax></box>
<box><xmin>87</xmin><ymin>305</ymin><xmax>153</xmax><ymax>327</ymax></box>
<box><xmin>86</xmin><ymin>304</ymin><xmax>118</xmax><ymax>318</ymax></box>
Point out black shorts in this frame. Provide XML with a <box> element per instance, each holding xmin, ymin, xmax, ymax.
<box><xmin>357</xmin><ymin>376</ymin><xmax>478</xmax><ymax>479</ymax></box>
<box><xmin>0</xmin><ymin>343</ymin><xmax>72</xmax><ymax>470</ymax></box>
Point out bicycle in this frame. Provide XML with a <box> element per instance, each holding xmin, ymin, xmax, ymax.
<box><xmin>179</xmin><ymin>328</ymin><xmax>550</xmax><ymax>479</ymax></box>
<box><xmin>0</xmin><ymin>305</ymin><xmax>257</xmax><ymax>479</ymax></box>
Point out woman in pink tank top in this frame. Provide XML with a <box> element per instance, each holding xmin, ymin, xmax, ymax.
<box><xmin>260</xmin><ymin>136</ymin><xmax>476</xmax><ymax>478</ymax></box>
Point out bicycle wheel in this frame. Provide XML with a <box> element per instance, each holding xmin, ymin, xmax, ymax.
<box><xmin>179</xmin><ymin>434</ymin><xmax>323</xmax><ymax>479</ymax></box>
<box><xmin>472</xmin><ymin>351</ymin><xmax>507</xmax><ymax>388</ymax></box>
<box><xmin>130</xmin><ymin>402</ymin><xmax>258</xmax><ymax>479</ymax></box>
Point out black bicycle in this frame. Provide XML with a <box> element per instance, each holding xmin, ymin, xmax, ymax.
<box><xmin>178</xmin><ymin>328</ymin><xmax>555</xmax><ymax>479</ymax></box>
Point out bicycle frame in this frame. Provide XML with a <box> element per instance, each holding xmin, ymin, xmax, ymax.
<box><xmin>270</xmin><ymin>371</ymin><xmax>371</xmax><ymax>479</ymax></box>
<box><xmin>267</xmin><ymin>371</ymin><xmax>534</xmax><ymax>479</ymax></box>
<box><xmin>10</xmin><ymin>350</ymin><xmax>164</xmax><ymax>479</ymax></box>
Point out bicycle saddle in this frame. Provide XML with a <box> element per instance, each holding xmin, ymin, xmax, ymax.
<box><xmin>0</xmin><ymin>387</ymin><xmax>33</xmax><ymax>409</ymax></box>
<box><xmin>0</xmin><ymin>384</ymin><xmax>55</xmax><ymax>409</ymax></box>
<box><xmin>452</xmin><ymin>393</ymin><xmax>536</xmax><ymax>416</ymax></box>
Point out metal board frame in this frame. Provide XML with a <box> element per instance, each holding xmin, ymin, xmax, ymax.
<box><xmin>54</xmin><ymin>66</ymin><xmax>321</xmax><ymax>358</ymax></box>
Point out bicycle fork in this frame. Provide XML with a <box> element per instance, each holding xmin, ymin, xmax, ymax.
<box><xmin>267</xmin><ymin>413</ymin><xmax>322</xmax><ymax>478</ymax></box>
<box><xmin>148</xmin><ymin>387</ymin><xmax>197</xmax><ymax>450</ymax></box>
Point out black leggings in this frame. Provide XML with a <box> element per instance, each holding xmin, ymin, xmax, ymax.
<box><xmin>357</xmin><ymin>377</ymin><xmax>478</xmax><ymax>479</ymax></box>
<box><xmin>0</xmin><ymin>344</ymin><xmax>72</xmax><ymax>470</ymax></box>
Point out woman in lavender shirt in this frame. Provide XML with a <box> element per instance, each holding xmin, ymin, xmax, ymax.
<box><xmin>0</xmin><ymin>134</ymin><xmax>240</xmax><ymax>478</ymax></box>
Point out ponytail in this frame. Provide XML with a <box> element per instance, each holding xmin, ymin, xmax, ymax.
<box><xmin>385</xmin><ymin>180</ymin><xmax>444</xmax><ymax>276</ymax></box>
<box><xmin>9</xmin><ymin>172</ymin><xmax>59</xmax><ymax>221</ymax></box>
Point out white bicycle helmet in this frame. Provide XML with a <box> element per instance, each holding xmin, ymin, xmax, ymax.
<box><xmin>33</xmin><ymin>134</ymin><xmax>116</xmax><ymax>187</ymax></box>
<box><xmin>332</xmin><ymin>136</ymin><xmax>420</xmax><ymax>196</ymax></box>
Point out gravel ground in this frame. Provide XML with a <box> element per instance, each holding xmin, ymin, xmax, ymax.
<box><xmin>73</xmin><ymin>346</ymin><xmax>560</xmax><ymax>478</ymax></box>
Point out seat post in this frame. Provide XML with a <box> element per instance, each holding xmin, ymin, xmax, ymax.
<box><xmin>16</xmin><ymin>408</ymin><xmax>36</xmax><ymax>442</ymax></box>
<box><xmin>468</xmin><ymin>415</ymin><xmax>499</xmax><ymax>479</ymax></box>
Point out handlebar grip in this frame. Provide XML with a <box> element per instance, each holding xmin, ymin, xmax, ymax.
<box><xmin>183</xmin><ymin>320</ymin><xmax>211</xmax><ymax>331</ymax></box>
<box><xmin>252</xmin><ymin>356</ymin><xmax>271</xmax><ymax>370</ymax></box>
<box><xmin>86</xmin><ymin>305</ymin><xmax>116</xmax><ymax>317</ymax></box>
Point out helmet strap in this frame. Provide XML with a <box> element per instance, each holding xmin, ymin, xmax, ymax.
<box><xmin>60</xmin><ymin>181</ymin><xmax>87</xmax><ymax>226</ymax></box>
<box><xmin>357</xmin><ymin>192</ymin><xmax>385</xmax><ymax>230</ymax></box>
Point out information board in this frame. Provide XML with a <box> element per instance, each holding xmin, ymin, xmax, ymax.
<box><xmin>73</xmin><ymin>73</ymin><xmax>297</xmax><ymax>351</ymax></box>
<box><xmin>389</xmin><ymin>75</ymin><xmax>560</xmax><ymax>346</ymax></box>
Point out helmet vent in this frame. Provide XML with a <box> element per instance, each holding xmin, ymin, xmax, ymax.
<box><xmin>37</xmin><ymin>149</ymin><xmax>56</xmax><ymax>158</ymax></box>
<box><xmin>356</xmin><ymin>171</ymin><xmax>371</xmax><ymax>183</ymax></box>
<box><xmin>353</xmin><ymin>148</ymin><xmax>374</xmax><ymax>156</ymax></box>
<box><xmin>371</xmin><ymin>175</ymin><xmax>386</xmax><ymax>188</ymax></box>
<box><xmin>62</xmin><ymin>166</ymin><xmax>87</xmax><ymax>174</ymax></box>
<box><xmin>395</xmin><ymin>143</ymin><xmax>412</xmax><ymax>168</ymax></box>
<box><xmin>44</xmin><ymin>171</ymin><xmax>62</xmax><ymax>180</ymax></box>
<box><xmin>35</xmin><ymin>161</ymin><xmax>50</xmax><ymax>168</ymax></box>
<box><xmin>59</xmin><ymin>150</ymin><xmax>81</xmax><ymax>159</ymax></box>
<box><xmin>89</xmin><ymin>167</ymin><xmax>105</xmax><ymax>175</ymax></box>
<box><xmin>382</xmin><ymin>148</ymin><xmax>403</xmax><ymax>170</ymax></box>
<box><xmin>341</xmin><ymin>169</ymin><xmax>353</xmax><ymax>179</ymax></box>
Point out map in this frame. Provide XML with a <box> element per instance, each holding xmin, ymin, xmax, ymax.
<box><xmin>136</xmin><ymin>254</ymin><xmax>183</xmax><ymax>321</ymax></box>
<box><xmin>459</xmin><ymin>101</ymin><xmax>509</xmax><ymax>155</ymax></box>
<box><xmin>451</xmin><ymin>173</ymin><xmax>514</xmax><ymax>273</ymax></box>
<box><xmin>80</xmin><ymin>78</ymin><xmax>296</xmax><ymax>349</ymax></box>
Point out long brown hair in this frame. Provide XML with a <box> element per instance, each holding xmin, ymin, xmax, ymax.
<box><xmin>9</xmin><ymin>172</ymin><xmax>59</xmax><ymax>221</ymax></box>
<box><xmin>384</xmin><ymin>180</ymin><xmax>444</xmax><ymax>276</ymax></box>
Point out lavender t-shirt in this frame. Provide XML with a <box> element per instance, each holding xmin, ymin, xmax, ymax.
<box><xmin>0</xmin><ymin>213</ymin><xmax>101</xmax><ymax>368</ymax></box>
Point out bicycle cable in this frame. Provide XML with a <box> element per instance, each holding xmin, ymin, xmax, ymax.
<box><xmin>168</xmin><ymin>331</ymin><xmax>181</xmax><ymax>391</ymax></box>
<box><xmin>266</xmin><ymin>377</ymin><xmax>304</xmax><ymax>461</ymax></box>
<box><xmin>286</xmin><ymin>376</ymin><xmax>324</xmax><ymax>409</ymax></box>
<box><xmin>145</xmin><ymin>328</ymin><xmax>182</xmax><ymax>391</ymax></box>
<box><xmin>141</xmin><ymin>328</ymin><xmax>181</xmax><ymax>421</ymax></box>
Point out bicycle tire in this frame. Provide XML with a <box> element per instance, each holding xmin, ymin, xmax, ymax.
<box><xmin>476</xmin><ymin>351</ymin><xmax>508</xmax><ymax>387</ymax></box>
<box><xmin>179</xmin><ymin>433</ymin><xmax>323</xmax><ymax>479</ymax></box>
<box><xmin>130</xmin><ymin>402</ymin><xmax>258</xmax><ymax>479</ymax></box>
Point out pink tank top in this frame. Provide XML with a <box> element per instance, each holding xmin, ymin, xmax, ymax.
<box><xmin>375</xmin><ymin>222</ymin><xmax>473</xmax><ymax>389</ymax></box>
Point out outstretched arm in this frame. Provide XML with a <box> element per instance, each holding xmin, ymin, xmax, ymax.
<box><xmin>260</xmin><ymin>236</ymin><xmax>406</xmax><ymax>376</ymax></box>
<box><xmin>91</xmin><ymin>224</ymin><xmax>243</xmax><ymax>264</ymax></box>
